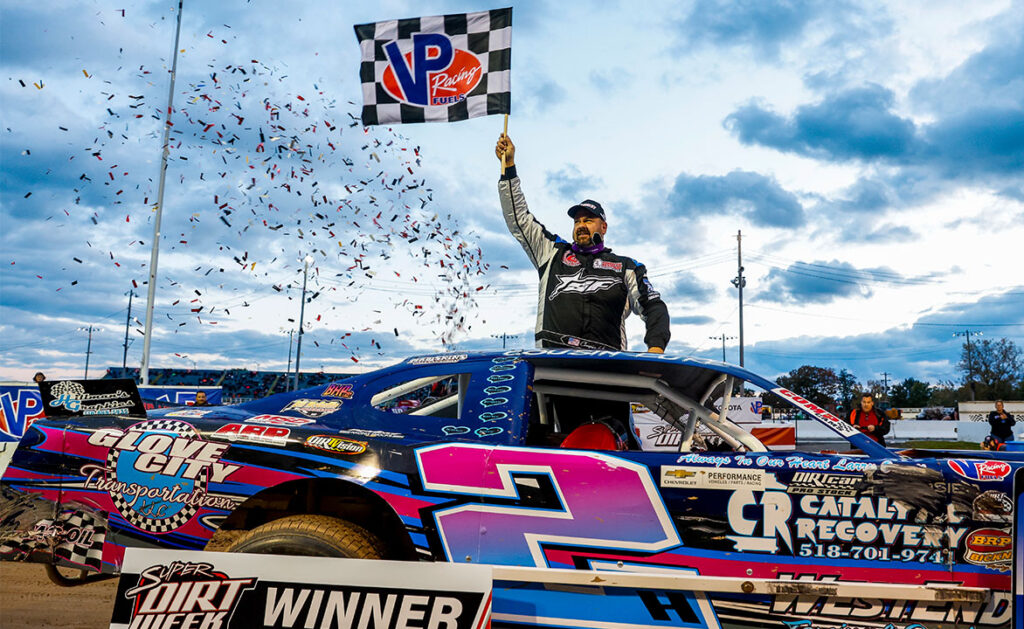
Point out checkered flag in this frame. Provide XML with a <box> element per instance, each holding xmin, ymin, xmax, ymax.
<box><xmin>354</xmin><ymin>8</ymin><xmax>512</xmax><ymax>125</ymax></box>
<box><xmin>53</xmin><ymin>511</ymin><xmax>106</xmax><ymax>571</ymax></box>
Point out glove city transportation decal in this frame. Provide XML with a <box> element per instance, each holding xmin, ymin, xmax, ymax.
<box><xmin>82</xmin><ymin>420</ymin><xmax>239</xmax><ymax>533</ymax></box>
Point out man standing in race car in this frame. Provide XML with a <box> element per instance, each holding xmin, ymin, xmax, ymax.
<box><xmin>495</xmin><ymin>134</ymin><xmax>670</xmax><ymax>352</ymax></box>
<box><xmin>848</xmin><ymin>393</ymin><xmax>890</xmax><ymax>447</ymax></box>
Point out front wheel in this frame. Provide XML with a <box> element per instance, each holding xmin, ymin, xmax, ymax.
<box><xmin>224</xmin><ymin>514</ymin><xmax>384</xmax><ymax>558</ymax></box>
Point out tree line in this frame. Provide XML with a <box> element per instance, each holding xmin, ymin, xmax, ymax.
<box><xmin>766</xmin><ymin>337</ymin><xmax>1024</xmax><ymax>413</ymax></box>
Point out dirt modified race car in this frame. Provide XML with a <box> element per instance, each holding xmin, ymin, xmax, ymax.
<box><xmin>1</xmin><ymin>349</ymin><xmax>1021</xmax><ymax>629</ymax></box>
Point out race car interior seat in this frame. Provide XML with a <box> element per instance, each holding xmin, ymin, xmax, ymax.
<box><xmin>560</xmin><ymin>422</ymin><xmax>624</xmax><ymax>451</ymax></box>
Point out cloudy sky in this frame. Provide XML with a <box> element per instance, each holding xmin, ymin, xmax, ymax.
<box><xmin>1</xmin><ymin>0</ymin><xmax>1022</xmax><ymax>388</ymax></box>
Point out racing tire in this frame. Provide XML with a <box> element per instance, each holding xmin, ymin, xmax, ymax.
<box><xmin>223</xmin><ymin>514</ymin><xmax>384</xmax><ymax>558</ymax></box>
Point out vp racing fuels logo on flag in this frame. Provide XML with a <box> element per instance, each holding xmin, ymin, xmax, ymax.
<box><xmin>382</xmin><ymin>35</ymin><xmax>483</xmax><ymax>107</ymax></box>
<box><xmin>548</xmin><ymin>269</ymin><xmax>621</xmax><ymax>300</ymax></box>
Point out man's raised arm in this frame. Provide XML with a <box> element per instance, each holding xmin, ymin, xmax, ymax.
<box><xmin>496</xmin><ymin>135</ymin><xmax>558</xmax><ymax>270</ymax></box>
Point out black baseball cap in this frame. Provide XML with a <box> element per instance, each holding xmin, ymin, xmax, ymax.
<box><xmin>567</xmin><ymin>199</ymin><xmax>607</xmax><ymax>221</ymax></box>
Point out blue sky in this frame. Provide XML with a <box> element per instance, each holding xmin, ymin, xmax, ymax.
<box><xmin>1</xmin><ymin>0</ymin><xmax>1022</xmax><ymax>388</ymax></box>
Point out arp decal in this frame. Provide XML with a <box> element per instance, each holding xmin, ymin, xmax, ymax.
<box><xmin>321</xmin><ymin>383</ymin><xmax>354</xmax><ymax>399</ymax></box>
<box><xmin>121</xmin><ymin>561</ymin><xmax>256</xmax><ymax>628</ymax></box>
<box><xmin>948</xmin><ymin>459</ymin><xmax>1012</xmax><ymax>482</ymax></box>
<box><xmin>963</xmin><ymin>527</ymin><xmax>1012</xmax><ymax>571</ymax></box>
<box><xmin>212</xmin><ymin>423</ymin><xmax>290</xmax><ymax>446</ymax></box>
<box><xmin>245</xmin><ymin>414</ymin><xmax>315</xmax><ymax>427</ymax></box>
<box><xmin>304</xmin><ymin>435</ymin><xmax>367</xmax><ymax>455</ymax></box>
<box><xmin>416</xmin><ymin>444</ymin><xmax>680</xmax><ymax>566</ymax></box>
<box><xmin>82</xmin><ymin>420</ymin><xmax>239</xmax><ymax>533</ymax></box>
<box><xmin>281</xmin><ymin>399</ymin><xmax>342</xmax><ymax>418</ymax></box>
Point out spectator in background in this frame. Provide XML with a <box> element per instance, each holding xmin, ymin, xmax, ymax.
<box><xmin>33</xmin><ymin>372</ymin><xmax>46</xmax><ymax>383</ymax></box>
<box><xmin>987</xmin><ymin>400</ymin><xmax>1015</xmax><ymax>448</ymax></box>
<box><xmin>848</xmin><ymin>393</ymin><xmax>891</xmax><ymax>447</ymax></box>
<box><xmin>193</xmin><ymin>391</ymin><xmax>210</xmax><ymax>406</ymax></box>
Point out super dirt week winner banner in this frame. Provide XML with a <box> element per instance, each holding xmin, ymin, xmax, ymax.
<box><xmin>110</xmin><ymin>548</ymin><xmax>492</xmax><ymax>629</ymax></box>
<box><xmin>354</xmin><ymin>8</ymin><xmax>511</xmax><ymax>125</ymax></box>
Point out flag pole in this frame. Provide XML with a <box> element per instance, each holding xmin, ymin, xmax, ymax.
<box><xmin>500</xmin><ymin>114</ymin><xmax>509</xmax><ymax>175</ymax></box>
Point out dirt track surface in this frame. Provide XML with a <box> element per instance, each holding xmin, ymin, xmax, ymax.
<box><xmin>0</xmin><ymin>562</ymin><xmax>118</xmax><ymax>628</ymax></box>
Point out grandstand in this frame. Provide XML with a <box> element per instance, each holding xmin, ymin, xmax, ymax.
<box><xmin>103</xmin><ymin>367</ymin><xmax>353</xmax><ymax>400</ymax></box>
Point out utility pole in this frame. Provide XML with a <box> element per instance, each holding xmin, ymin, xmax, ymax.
<box><xmin>730</xmin><ymin>230</ymin><xmax>746</xmax><ymax>366</ymax></box>
<box><xmin>122</xmin><ymin>290</ymin><xmax>134</xmax><ymax>371</ymax></box>
<box><xmin>709</xmin><ymin>334</ymin><xmax>737</xmax><ymax>363</ymax></box>
<box><xmin>954</xmin><ymin>330</ymin><xmax>981</xmax><ymax>401</ymax></box>
<box><xmin>491</xmin><ymin>333</ymin><xmax>518</xmax><ymax>349</ymax></box>
<box><xmin>880</xmin><ymin>371</ymin><xmax>891</xmax><ymax>401</ymax></box>
<box><xmin>81</xmin><ymin>326</ymin><xmax>99</xmax><ymax>379</ymax></box>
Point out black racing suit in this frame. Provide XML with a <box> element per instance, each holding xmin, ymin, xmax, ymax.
<box><xmin>499</xmin><ymin>166</ymin><xmax>671</xmax><ymax>350</ymax></box>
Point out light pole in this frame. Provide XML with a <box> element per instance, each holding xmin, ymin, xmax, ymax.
<box><xmin>294</xmin><ymin>256</ymin><xmax>314</xmax><ymax>391</ymax></box>
<box><xmin>709</xmin><ymin>334</ymin><xmax>737</xmax><ymax>363</ymax></box>
<box><xmin>731</xmin><ymin>230</ymin><xmax>746</xmax><ymax>367</ymax></box>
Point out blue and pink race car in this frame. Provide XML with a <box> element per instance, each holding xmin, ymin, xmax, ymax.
<box><xmin>1</xmin><ymin>349</ymin><xmax>1020</xmax><ymax>628</ymax></box>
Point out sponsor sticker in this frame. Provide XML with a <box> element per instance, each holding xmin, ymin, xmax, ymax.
<box><xmin>562</xmin><ymin>250</ymin><xmax>581</xmax><ymax>267</ymax></box>
<box><xmin>164</xmin><ymin>408</ymin><xmax>213</xmax><ymax>418</ymax></box>
<box><xmin>948</xmin><ymin>459</ymin><xmax>1012</xmax><ymax>482</ymax></box>
<box><xmin>246</xmin><ymin>414</ymin><xmax>316</xmax><ymax>427</ymax></box>
<box><xmin>973</xmin><ymin>490</ymin><xmax>1013</xmax><ymax>523</ymax></box>
<box><xmin>381</xmin><ymin>36</ymin><xmax>483</xmax><ymax>108</ymax></box>
<box><xmin>321</xmin><ymin>383</ymin><xmax>354</xmax><ymax>399</ymax></box>
<box><xmin>964</xmin><ymin>527</ymin><xmax>1012</xmax><ymax>571</ymax></box>
<box><xmin>282</xmin><ymin>398</ymin><xmax>342</xmax><ymax>418</ymax></box>
<box><xmin>113</xmin><ymin>548</ymin><xmax>492</xmax><ymax>629</ymax></box>
<box><xmin>660</xmin><ymin>466</ymin><xmax>769</xmax><ymax>491</ymax></box>
<box><xmin>409</xmin><ymin>353</ymin><xmax>468</xmax><ymax>365</ymax></box>
<box><xmin>548</xmin><ymin>269</ymin><xmax>621</xmax><ymax>301</ymax></box>
<box><xmin>786</xmin><ymin>472</ymin><xmax>862</xmax><ymax>497</ymax></box>
<box><xmin>304</xmin><ymin>435</ymin><xmax>367</xmax><ymax>455</ymax></box>
<box><xmin>212</xmin><ymin>423</ymin><xmax>290</xmax><ymax>446</ymax></box>
<box><xmin>82</xmin><ymin>420</ymin><xmax>239</xmax><ymax>533</ymax></box>
<box><xmin>336</xmin><ymin>428</ymin><xmax>404</xmax><ymax>439</ymax></box>
<box><xmin>592</xmin><ymin>259</ymin><xmax>622</xmax><ymax>272</ymax></box>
